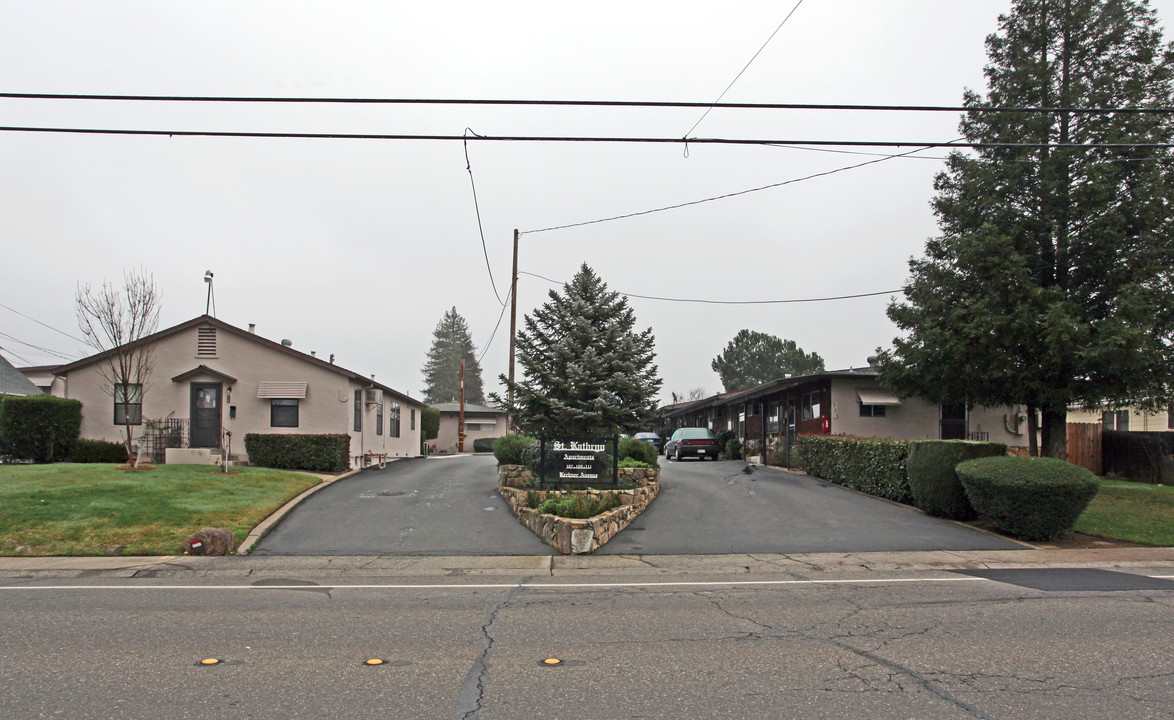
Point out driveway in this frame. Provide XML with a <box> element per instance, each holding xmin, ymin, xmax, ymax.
<box><xmin>252</xmin><ymin>456</ymin><xmax>550</xmax><ymax>556</ymax></box>
<box><xmin>597</xmin><ymin>457</ymin><xmax>1024</xmax><ymax>555</ymax></box>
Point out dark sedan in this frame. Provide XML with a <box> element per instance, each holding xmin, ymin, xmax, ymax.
<box><xmin>634</xmin><ymin>432</ymin><xmax>664</xmax><ymax>455</ymax></box>
<box><xmin>664</xmin><ymin>427</ymin><xmax>721</xmax><ymax>461</ymax></box>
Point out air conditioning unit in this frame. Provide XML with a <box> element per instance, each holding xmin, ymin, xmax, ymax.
<box><xmin>1005</xmin><ymin>411</ymin><xmax>1028</xmax><ymax>435</ymax></box>
<box><xmin>365</xmin><ymin>388</ymin><xmax>383</xmax><ymax>405</ymax></box>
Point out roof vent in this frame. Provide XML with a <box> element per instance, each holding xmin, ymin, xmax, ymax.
<box><xmin>248</xmin><ymin>323</ymin><xmax>256</xmax><ymax>334</ymax></box>
<box><xmin>310</xmin><ymin>351</ymin><xmax>316</xmax><ymax>357</ymax></box>
<box><xmin>281</xmin><ymin>339</ymin><xmax>293</xmax><ymax>348</ymax></box>
<box><xmin>867</xmin><ymin>355</ymin><xmax>879</xmax><ymax>367</ymax></box>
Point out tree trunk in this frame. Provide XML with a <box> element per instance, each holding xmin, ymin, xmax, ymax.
<box><xmin>1040</xmin><ymin>406</ymin><xmax>1068</xmax><ymax>460</ymax></box>
<box><xmin>1026</xmin><ymin>403</ymin><xmax>1039</xmax><ymax>457</ymax></box>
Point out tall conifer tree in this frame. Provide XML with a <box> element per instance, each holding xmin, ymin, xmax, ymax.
<box><xmin>882</xmin><ymin>0</ymin><xmax>1174</xmax><ymax>458</ymax></box>
<box><xmin>421</xmin><ymin>307</ymin><xmax>485</xmax><ymax>405</ymax></box>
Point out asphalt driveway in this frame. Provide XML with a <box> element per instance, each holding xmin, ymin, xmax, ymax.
<box><xmin>253</xmin><ymin>454</ymin><xmax>1023</xmax><ymax>556</ymax></box>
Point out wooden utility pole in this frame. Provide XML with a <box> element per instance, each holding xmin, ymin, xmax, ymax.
<box><xmin>459</xmin><ymin>359</ymin><xmax>466</xmax><ymax>453</ymax></box>
<box><xmin>507</xmin><ymin>228</ymin><xmax>519</xmax><ymax>432</ymax></box>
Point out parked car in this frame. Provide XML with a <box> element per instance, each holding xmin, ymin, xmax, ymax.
<box><xmin>634</xmin><ymin>432</ymin><xmax>663</xmax><ymax>455</ymax></box>
<box><xmin>664</xmin><ymin>427</ymin><xmax>720</xmax><ymax>461</ymax></box>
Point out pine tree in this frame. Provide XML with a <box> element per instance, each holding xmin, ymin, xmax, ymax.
<box><xmin>881</xmin><ymin>0</ymin><xmax>1174</xmax><ymax>459</ymax></box>
<box><xmin>711</xmin><ymin>330</ymin><xmax>825</xmax><ymax>392</ymax></box>
<box><xmin>421</xmin><ymin>307</ymin><xmax>485</xmax><ymax>405</ymax></box>
<box><xmin>492</xmin><ymin>264</ymin><xmax>663</xmax><ymax>436</ymax></box>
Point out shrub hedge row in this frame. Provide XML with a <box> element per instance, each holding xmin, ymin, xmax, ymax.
<box><xmin>797</xmin><ymin>435</ymin><xmax>912</xmax><ymax>503</ymax></box>
<box><xmin>69</xmin><ymin>438</ymin><xmax>130</xmax><ymax>463</ymax></box>
<box><xmin>906</xmin><ymin>440</ymin><xmax>1007</xmax><ymax>519</ymax></box>
<box><xmin>473</xmin><ymin>437</ymin><xmax>499</xmax><ymax>453</ymax></box>
<box><xmin>956</xmin><ymin>456</ymin><xmax>1099</xmax><ymax>540</ymax></box>
<box><xmin>0</xmin><ymin>394</ymin><xmax>82</xmax><ymax>463</ymax></box>
<box><xmin>244</xmin><ymin>433</ymin><xmax>350</xmax><ymax>473</ymax></box>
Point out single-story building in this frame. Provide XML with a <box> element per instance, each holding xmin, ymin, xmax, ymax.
<box><xmin>43</xmin><ymin>315</ymin><xmax>424</xmax><ymax>468</ymax></box>
<box><xmin>430</xmin><ymin>401</ymin><xmax>507</xmax><ymax>453</ymax></box>
<box><xmin>1</xmin><ymin>354</ymin><xmax>44</xmax><ymax>396</ymax></box>
<box><xmin>1068</xmin><ymin>404</ymin><xmax>1173</xmax><ymax>433</ymax></box>
<box><xmin>659</xmin><ymin>364</ymin><xmax>1031</xmax><ymax>456</ymax></box>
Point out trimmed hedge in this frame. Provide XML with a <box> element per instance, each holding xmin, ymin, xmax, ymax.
<box><xmin>798</xmin><ymin>435</ymin><xmax>912</xmax><ymax>503</ymax></box>
<box><xmin>956</xmin><ymin>456</ymin><xmax>1099</xmax><ymax>540</ymax></box>
<box><xmin>618</xmin><ymin>437</ymin><xmax>659</xmax><ymax>468</ymax></box>
<box><xmin>243</xmin><ymin>433</ymin><xmax>350</xmax><ymax>472</ymax></box>
<box><xmin>473</xmin><ymin>437</ymin><xmax>499</xmax><ymax>453</ymax></box>
<box><xmin>69</xmin><ymin>438</ymin><xmax>130</xmax><ymax>463</ymax></box>
<box><xmin>907</xmin><ymin>440</ymin><xmax>1007</xmax><ymax>519</ymax></box>
<box><xmin>0</xmin><ymin>394</ymin><xmax>82</xmax><ymax>463</ymax></box>
<box><xmin>493</xmin><ymin>433</ymin><xmax>535</xmax><ymax>465</ymax></box>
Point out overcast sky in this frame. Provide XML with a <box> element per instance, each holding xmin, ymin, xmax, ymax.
<box><xmin>3</xmin><ymin>1</ymin><xmax>1173</xmax><ymax>406</ymax></box>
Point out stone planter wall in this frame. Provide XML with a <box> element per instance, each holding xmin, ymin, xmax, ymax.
<box><xmin>497</xmin><ymin>465</ymin><xmax>660</xmax><ymax>554</ymax></box>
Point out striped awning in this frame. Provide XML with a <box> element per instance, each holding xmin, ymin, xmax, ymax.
<box><xmin>857</xmin><ymin>388</ymin><xmax>902</xmax><ymax>406</ymax></box>
<box><xmin>257</xmin><ymin>381</ymin><xmax>308</xmax><ymax>399</ymax></box>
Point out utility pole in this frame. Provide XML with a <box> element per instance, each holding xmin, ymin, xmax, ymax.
<box><xmin>507</xmin><ymin>228</ymin><xmax>519</xmax><ymax>432</ymax></box>
<box><xmin>459</xmin><ymin>359</ymin><xmax>466</xmax><ymax>453</ymax></box>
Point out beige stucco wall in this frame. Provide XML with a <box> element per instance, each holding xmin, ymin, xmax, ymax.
<box><xmin>432</xmin><ymin>411</ymin><xmax>505</xmax><ymax>453</ymax></box>
<box><xmin>57</xmin><ymin>321</ymin><xmax>422</xmax><ymax>467</ymax></box>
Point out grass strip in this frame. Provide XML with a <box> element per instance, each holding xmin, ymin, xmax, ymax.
<box><xmin>1074</xmin><ymin>479</ymin><xmax>1174</xmax><ymax>546</ymax></box>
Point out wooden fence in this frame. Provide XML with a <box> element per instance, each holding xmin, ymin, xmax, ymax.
<box><xmin>1066</xmin><ymin>422</ymin><xmax>1102</xmax><ymax>476</ymax></box>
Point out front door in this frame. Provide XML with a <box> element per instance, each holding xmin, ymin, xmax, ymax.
<box><xmin>190</xmin><ymin>383</ymin><xmax>222</xmax><ymax>448</ymax></box>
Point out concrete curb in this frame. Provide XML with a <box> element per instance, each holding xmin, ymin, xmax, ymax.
<box><xmin>235</xmin><ymin>467</ymin><xmax>363</xmax><ymax>555</ymax></box>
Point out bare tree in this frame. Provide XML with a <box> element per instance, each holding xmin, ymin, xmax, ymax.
<box><xmin>75</xmin><ymin>269</ymin><xmax>161</xmax><ymax>465</ymax></box>
<box><xmin>686</xmin><ymin>387</ymin><xmax>708</xmax><ymax>402</ymax></box>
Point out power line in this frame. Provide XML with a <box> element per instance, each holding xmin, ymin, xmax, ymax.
<box><xmin>0</xmin><ymin>345</ymin><xmax>35</xmax><ymax>366</ymax></box>
<box><xmin>6</xmin><ymin>125</ymin><xmax>1172</xmax><ymax>150</ymax></box>
<box><xmin>4</xmin><ymin>92</ymin><xmax>1173</xmax><ymax>114</ymax></box>
<box><xmin>463</xmin><ymin>128</ymin><xmax>505</xmax><ymax>306</ymax></box>
<box><xmin>0</xmin><ymin>331</ymin><xmax>79</xmax><ymax>361</ymax></box>
<box><xmin>477</xmin><ymin>285</ymin><xmax>513</xmax><ymax>363</ymax></box>
<box><xmin>685</xmin><ymin>0</ymin><xmax>807</xmax><ymax>138</ymax></box>
<box><xmin>0</xmin><ymin>302</ymin><xmax>86</xmax><ymax>343</ymax></box>
<box><xmin>519</xmin><ymin>271</ymin><xmax>904</xmax><ymax>305</ymax></box>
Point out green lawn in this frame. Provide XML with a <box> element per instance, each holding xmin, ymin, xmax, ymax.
<box><xmin>0</xmin><ymin>463</ymin><xmax>323</xmax><ymax>556</ymax></box>
<box><xmin>1075</xmin><ymin>479</ymin><xmax>1174</xmax><ymax>546</ymax></box>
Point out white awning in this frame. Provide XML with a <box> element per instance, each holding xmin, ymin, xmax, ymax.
<box><xmin>857</xmin><ymin>389</ymin><xmax>902</xmax><ymax>406</ymax></box>
<box><xmin>257</xmin><ymin>381</ymin><xmax>308</xmax><ymax>399</ymax></box>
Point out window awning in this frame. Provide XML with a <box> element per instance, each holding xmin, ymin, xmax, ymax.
<box><xmin>857</xmin><ymin>389</ymin><xmax>902</xmax><ymax>406</ymax></box>
<box><xmin>257</xmin><ymin>381</ymin><xmax>308</xmax><ymax>399</ymax></box>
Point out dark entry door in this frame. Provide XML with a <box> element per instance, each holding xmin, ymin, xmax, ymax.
<box><xmin>940</xmin><ymin>402</ymin><xmax>967</xmax><ymax>440</ymax></box>
<box><xmin>190</xmin><ymin>383</ymin><xmax>222</xmax><ymax>448</ymax></box>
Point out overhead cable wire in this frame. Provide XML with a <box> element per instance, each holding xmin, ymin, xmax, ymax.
<box><xmin>519</xmin><ymin>271</ymin><xmax>904</xmax><ymax>305</ymax></box>
<box><xmin>4</xmin><ymin>92</ymin><xmax>1173</xmax><ymax>114</ymax></box>
<box><xmin>684</xmin><ymin>0</ymin><xmax>807</xmax><ymax>139</ymax></box>
<box><xmin>463</xmin><ymin>128</ymin><xmax>505</xmax><ymax>306</ymax></box>
<box><xmin>0</xmin><ymin>302</ymin><xmax>86</xmax><ymax>343</ymax></box>
<box><xmin>0</xmin><ymin>331</ymin><xmax>79</xmax><ymax>361</ymax></box>
<box><xmin>0</xmin><ymin>345</ymin><xmax>35</xmax><ymax>366</ymax></box>
<box><xmin>521</xmin><ymin>142</ymin><xmax>950</xmax><ymax>236</ymax></box>
<box><xmin>477</xmin><ymin>285</ymin><xmax>513</xmax><ymax>363</ymax></box>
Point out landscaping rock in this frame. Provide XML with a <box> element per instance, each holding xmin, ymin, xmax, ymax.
<box><xmin>15</xmin><ymin>545</ymin><xmax>30</xmax><ymax>554</ymax></box>
<box><xmin>183</xmin><ymin>528</ymin><xmax>236</xmax><ymax>556</ymax></box>
<box><xmin>571</xmin><ymin>528</ymin><xmax>595</xmax><ymax>554</ymax></box>
<box><xmin>103</xmin><ymin>545</ymin><xmax>126</xmax><ymax>556</ymax></box>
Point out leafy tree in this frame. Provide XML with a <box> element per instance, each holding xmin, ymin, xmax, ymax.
<box><xmin>711</xmin><ymin>330</ymin><xmax>825</xmax><ymax>392</ymax></box>
<box><xmin>881</xmin><ymin>0</ymin><xmax>1174</xmax><ymax>459</ymax></box>
<box><xmin>421</xmin><ymin>307</ymin><xmax>485</xmax><ymax>405</ymax></box>
<box><xmin>492</xmin><ymin>264</ymin><xmax>663</xmax><ymax>436</ymax></box>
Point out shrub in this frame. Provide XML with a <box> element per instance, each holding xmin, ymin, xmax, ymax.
<box><xmin>473</xmin><ymin>437</ymin><xmax>498</xmax><ymax>453</ymax></box>
<box><xmin>493</xmin><ymin>433</ymin><xmax>534</xmax><ymax>465</ymax></box>
<box><xmin>0</xmin><ymin>394</ymin><xmax>82</xmax><ymax>463</ymax></box>
<box><xmin>537</xmin><ymin>492</ymin><xmax>622</xmax><ymax>519</ymax></box>
<box><xmin>906</xmin><ymin>440</ymin><xmax>1007</xmax><ymax>519</ymax></box>
<box><xmin>243</xmin><ymin>433</ymin><xmax>350</xmax><ymax>473</ymax></box>
<box><xmin>525</xmin><ymin>489</ymin><xmax>541</xmax><ymax>509</ymax></box>
<box><xmin>725</xmin><ymin>438</ymin><xmax>742</xmax><ymax>460</ymax></box>
<box><xmin>956</xmin><ymin>456</ymin><xmax>1100</xmax><ymax>540</ymax></box>
<box><xmin>618</xmin><ymin>437</ymin><xmax>658</xmax><ymax>467</ymax></box>
<box><xmin>618</xmin><ymin>457</ymin><xmax>652</xmax><ymax>468</ymax></box>
<box><xmin>798</xmin><ymin>435</ymin><xmax>912</xmax><ymax>503</ymax></box>
<box><xmin>69</xmin><ymin>438</ymin><xmax>129</xmax><ymax>463</ymax></box>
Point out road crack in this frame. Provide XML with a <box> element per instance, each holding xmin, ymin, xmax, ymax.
<box><xmin>453</xmin><ymin>580</ymin><xmax>531</xmax><ymax>720</ymax></box>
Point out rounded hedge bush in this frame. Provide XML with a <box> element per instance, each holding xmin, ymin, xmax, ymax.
<box><xmin>956</xmin><ymin>456</ymin><xmax>1100</xmax><ymax>540</ymax></box>
<box><xmin>907</xmin><ymin>440</ymin><xmax>1007</xmax><ymax>519</ymax></box>
<box><xmin>618</xmin><ymin>437</ymin><xmax>658</xmax><ymax>468</ymax></box>
<box><xmin>492</xmin><ymin>433</ymin><xmax>534</xmax><ymax>465</ymax></box>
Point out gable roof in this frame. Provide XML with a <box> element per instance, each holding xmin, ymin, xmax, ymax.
<box><xmin>53</xmin><ymin>315</ymin><xmax>424</xmax><ymax>409</ymax></box>
<box><xmin>0</xmin><ymin>354</ymin><xmax>44</xmax><ymax>396</ymax></box>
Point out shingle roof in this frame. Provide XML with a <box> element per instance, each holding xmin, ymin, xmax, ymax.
<box><xmin>0</xmin><ymin>355</ymin><xmax>44</xmax><ymax>396</ymax></box>
<box><xmin>432</xmin><ymin>402</ymin><xmax>505</xmax><ymax>414</ymax></box>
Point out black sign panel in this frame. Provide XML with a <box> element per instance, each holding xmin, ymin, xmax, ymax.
<box><xmin>539</xmin><ymin>436</ymin><xmax>619</xmax><ymax>487</ymax></box>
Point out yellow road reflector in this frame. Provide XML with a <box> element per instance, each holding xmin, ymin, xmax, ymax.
<box><xmin>364</xmin><ymin>659</ymin><xmax>385</xmax><ymax>666</ymax></box>
<box><xmin>543</xmin><ymin>658</ymin><xmax>562</xmax><ymax>666</ymax></box>
<box><xmin>199</xmin><ymin>658</ymin><xmax>222</xmax><ymax>665</ymax></box>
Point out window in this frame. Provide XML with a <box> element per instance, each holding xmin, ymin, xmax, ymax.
<box><xmin>411</xmin><ymin>407</ymin><xmax>416</xmax><ymax>430</ymax></box>
<box><xmin>114</xmin><ymin>384</ymin><xmax>142</xmax><ymax>425</ymax></box>
<box><xmin>1102</xmin><ymin>410</ymin><xmax>1130</xmax><ymax>431</ymax></box>
<box><xmin>467</xmin><ymin>422</ymin><xmax>496</xmax><ymax>431</ymax></box>
<box><xmin>354</xmin><ymin>389</ymin><xmax>362</xmax><ymax>432</ymax></box>
<box><xmin>801</xmin><ymin>391</ymin><xmax>821</xmax><ymax>421</ymax></box>
<box><xmin>389</xmin><ymin>402</ymin><xmax>401</xmax><ymax>438</ymax></box>
<box><xmin>860</xmin><ymin>404</ymin><xmax>886</xmax><ymax>417</ymax></box>
<box><xmin>376</xmin><ymin>403</ymin><xmax>383</xmax><ymax>435</ymax></box>
<box><xmin>271</xmin><ymin>399</ymin><xmax>299</xmax><ymax>427</ymax></box>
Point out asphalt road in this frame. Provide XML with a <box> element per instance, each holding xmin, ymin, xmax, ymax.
<box><xmin>2</xmin><ymin>563</ymin><xmax>1172</xmax><ymax>719</ymax></box>
<box><xmin>255</xmin><ymin>454</ymin><xmax>1022</xmax><ymax>556</ymax></box>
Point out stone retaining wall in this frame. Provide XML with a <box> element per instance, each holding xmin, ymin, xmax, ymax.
<box><xmin>497</xmin><ymin>465</ymin><xmax>660</xmax><ymax>554</ymax></box>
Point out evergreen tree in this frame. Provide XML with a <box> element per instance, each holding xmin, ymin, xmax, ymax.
<box><xmin>881</xmin><ymin>0</ymin><xmax>1174</xmax><ymax>459</ymax></box>
<box><xmin>492</xmin><ymin>264</ymin><xmax>663</xmax><ymax>436</ymax></box>
<box><xmin>421</xmin><ymin>307</ymin><xmax>485</xmax><ymax>405</ymax></box>
<box><xmin>711</xmin><ymin>330</ymin><xmax>825</xmax><ymax>392</ymax></box>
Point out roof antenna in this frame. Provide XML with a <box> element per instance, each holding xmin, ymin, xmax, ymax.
<box><xmin>203</xmin><ymin>270</ymin><xmax>216</xmax><ymax>317</ymax></box>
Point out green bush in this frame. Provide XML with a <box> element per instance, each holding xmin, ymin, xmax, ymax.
<box><xmin>956</xmin><ymin>456</ymin><xmax>1100</xmax><ymax>540</ymax></box>
<box><xmin>618</xmin><ymin>437</ymin><xmax>659</xmax><ymax>467</ymax></box>
<box><xmin>725</xmin><ymin>438</ymin><xmax>742</xmax><ymax>460</ymax></box>
<box><xmin>493</xmin><ymin>433</ymin><xmax>534</xmax><ymax>465</ymax></box>
<box><xmin>0</xmin><ymin>394</ymin><xmax>82</xmax><ymax>463</ymax></box>
<box><xmin>537</xmin><ymin>492</ymin><xmax>622</xmax><ymax>519</ymax></box>
<box><xmin>618</xmin><ymin>457</ymin><xmax>652</xmax><ymax>468</ymax></box>
<box><xmin>473</xmin><ymin>437</ymin><xmax>498</xmax><ymax>453</ymax></box>
<box><xmin>69</xmin><ymin>438</ymin><xmax>130</xmax><ymax>463</ymax></box>
<box><xmin>906</xmin><ymin>440</ymin><xmax>1007</xmax><ymax>519</ymax></box>
<box><xmin>243</xmin><ymin>433</ymin><xmax>350</xmax><ymax>473</ymax></box>
<box><xmin>798</xmin><ymin>435</ymin><xmax>912</xmax><ymax>503</ymax></box>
